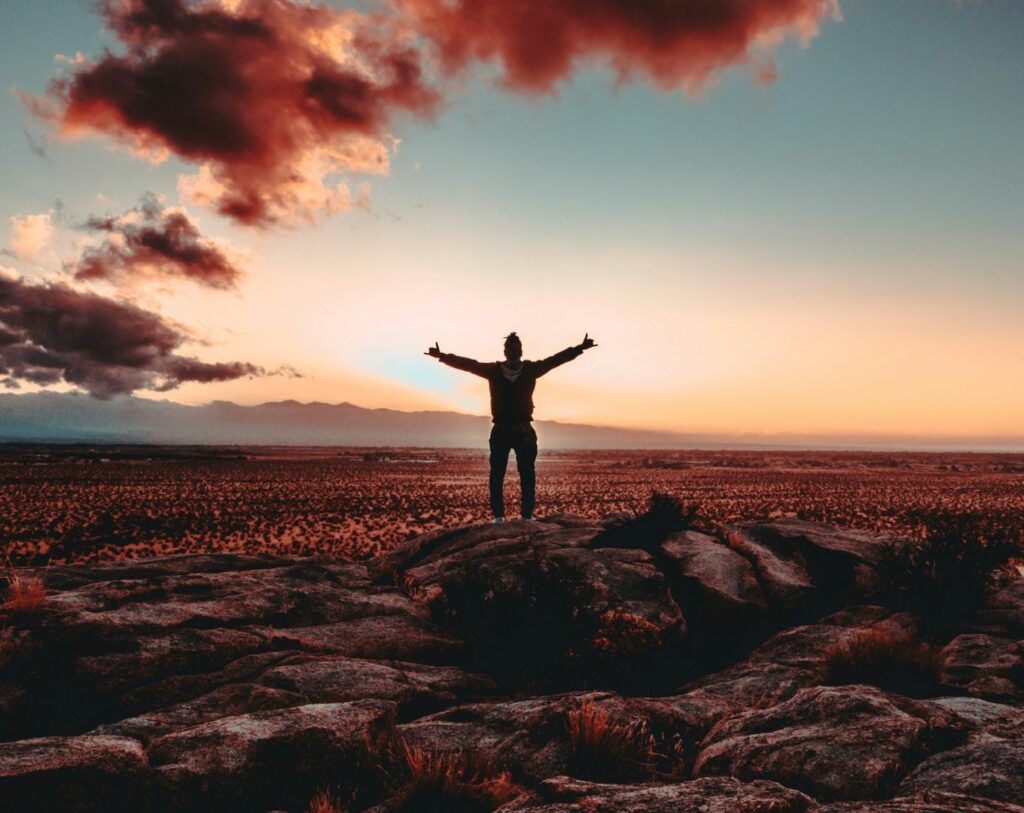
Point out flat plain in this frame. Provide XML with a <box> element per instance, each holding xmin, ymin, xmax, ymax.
<box><xmin>2</xmin><ymin>444</ymin><xmax>1023</xmax><ymax>564</ymax></box>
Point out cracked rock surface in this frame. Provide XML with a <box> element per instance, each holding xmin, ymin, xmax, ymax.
<box><xmin>2</xmin><ymin>517</ymin><xmax>1021</xmax><ymax>811</ymax></box>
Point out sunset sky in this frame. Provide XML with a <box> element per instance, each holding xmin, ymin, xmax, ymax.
<box><xmin>1</xmin><ymin>0</ymin><xmax>1022</xmax><ymax>444</ymax></box>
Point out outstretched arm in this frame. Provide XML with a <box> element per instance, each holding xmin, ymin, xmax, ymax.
<box><xmin>535</xmin><ymin>333</ymin><xmax>597</xmax><ymax>377</ymax></box>
<box><xmin>425</xmin><ymin>342</ymin><xmax>491</xmax><ymax>378</ymax></box>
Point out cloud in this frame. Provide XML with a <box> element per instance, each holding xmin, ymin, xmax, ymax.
<box><xmin>405</xmin><ymin>0</ymin><xmax>839</xmax><ymax>94</ymax></box>
<box><xmin>71</xmin><ymin>194</ymin><xmax>243</xmax><ymax>290</ymax></box>
<box><xmin>29</xmin><ymin>0</ymin><xmax>441</xmax><ymax>227</ymax></box>
<box><xmin>8</xmin><ymin>211</ymin><xmax>54</xmax><ymax>260</ymax></box>
<box><xmin>26</xmin><ymin>0</ymin><xmax>839</xmax><ymax>229</ymax></box>
<box><xmin>0</xmin><ymin>269</ymin><xmax>262</xmax><ymax>398</ymax></box>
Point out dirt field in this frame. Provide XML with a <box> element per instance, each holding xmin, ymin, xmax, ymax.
<box><xmin>2</xmin><ymin>445</ymin><xmax>1023</xmax><ymax>564</ymax></box>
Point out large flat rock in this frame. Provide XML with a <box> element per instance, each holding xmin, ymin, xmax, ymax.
<box><xmin>694</xmin><ymin>685</ymin><xmax>965</xmax><ymax>801</ymax></box>
<box><xmin>497</xmin><ymin>775</ymin><xmax>814</xmax><ymax>812</ymax></box>
<box><xmin>0</xmin><ymin>734</ymin><xmax>148</xmax><ymax>812</ymax></box>
<box><xmin>148</xmin><ymin>700</ymin><xmax>394</xmax><ymax>811</ymax></box>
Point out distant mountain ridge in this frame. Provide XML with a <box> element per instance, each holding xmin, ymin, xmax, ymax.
<box><xmin>0</xmin><ymin>392</ymin><xmax>686</xmax><ymax>449</ymax></box>
<box><xmin>1</xmin><ymin>392</ymin><xmax>1022</xmax><ymax>451</ymax></box>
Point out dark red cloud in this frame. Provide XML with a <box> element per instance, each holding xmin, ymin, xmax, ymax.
<box><xmin>0</xmin><ymin>272</ymin><xmax>262</xmax><ymax>398</ymax></box>
<box><xmin>72</xmin><ymin>195</ymin><xmax>242</xmax><ymax>290</ymax></box>
<box><xmin>406</xmin><ymin>0</ymin><xmax>838</xmax><ymax>93</ymax></box>
<box><xmin>29</xmin><ymin>0</ymin><xmax>838</xmax><ymax>227</ymax></box>
<box><xmin>33</xmin><ymin>0</ymin><xmax>441</xmax><ymax>226</ymax></box>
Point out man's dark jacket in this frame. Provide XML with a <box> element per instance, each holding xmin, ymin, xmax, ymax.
<box><xmin>437</xmin><ymin>346</ymin><xmax>583</xmax><ymax>424</ymax></box>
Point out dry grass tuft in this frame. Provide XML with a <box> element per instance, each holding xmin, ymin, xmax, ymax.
<box><xmin>824</xmin><ymin>627</ymin><xmax>943</xmax><ymax>697</ymax></box>
<box><xmin>590</xmin><ymin>610</ymin><xmax>663</xmax><ymax>655</ymax></box>
<box><xmin>589</xmin><ymin>492</ymin><xmax>700</xmax><ymax>554</ymax></box>
<box><xmin>566</xmin><ymin>694</ymin><xmax>684</xmax><ymax>782</ymax></box>
<box><xmin>881</xmin><ymin>510</ymin><xmax>1023</xmax><ymax>627</ymax></box>
<box><xmin>2</xmin><ymin>569</ymin><xmax>46</xmax><ymax>614</ymax></box>
<box><xmin>384</xmin><ymin>740</ymin><xmax>521</xmax><ymax>812</ymax></box>
<box><xmin>307</xmin><ymin>787</ymin><xmax>346</xmax><ymax>813</ymax></box>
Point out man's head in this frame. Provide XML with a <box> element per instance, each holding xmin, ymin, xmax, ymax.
<box><xmin>504</xmin><ymin>332</ymin><xmax>522</xmax><ymax>362</ymax></box>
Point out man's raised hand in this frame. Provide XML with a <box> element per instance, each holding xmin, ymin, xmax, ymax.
<box><xmin>580</xmin><ymin>333</ymin><xmax>597</xmax><ymax>351</ymax></box>
<box><xmin>425</xmin><ymin>342</ymin><xmax>441</xmax><ymax>358</ymax></box>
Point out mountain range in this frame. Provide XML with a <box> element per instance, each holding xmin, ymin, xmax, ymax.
<box><xmin>0</xmin><ymin>392</ymin><xmax>688</xmax><ymax>448</ymax></box>
<box><xmin>1</xmin><ymin>392</ymin><xmax>1021</xmax><ymax>451</ymax></box>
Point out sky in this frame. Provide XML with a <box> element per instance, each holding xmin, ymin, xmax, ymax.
<box><xmin>1</xmin><ymin>0</ymin><xmax>1023</xmax><ymax>445</ymax></box>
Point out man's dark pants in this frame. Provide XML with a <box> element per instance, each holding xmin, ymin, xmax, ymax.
<box><xmin>489</xmin><ymin>422</ymin><xmax>538</xmax><ymax>518</ymax></box>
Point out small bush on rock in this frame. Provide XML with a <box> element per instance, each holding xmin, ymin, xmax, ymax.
<box><xmin>382</xmin><ymin>741</ymin><xmax>521</xmax><ymax>813</ymax></box>
<box><xmin>881</xmin><ymin>510</ymin><xmax>1022</xmax><ymax>627</ymax></box>
<box><xmin>589</xmin><ymin>492</ymin><xmax>700</xmax><ymax>554</ymax></box>
<box><xmin>2</xmin><ymin>566</ymin><xmax>46</xmax><ymax>614</ymax></box>
<box><xmin>591</xmin><ymin>610</ymin><xmax>664</xmax><ymax>656</ymax></box>
<box><xmin>307</xmin><ymin>787</ymin><xmax>347</xmax><ymax>813</ymax></box>
<box><xmin>824</xmin><ymin>628</ymin><xmax>943</xmax><ymax>698</ymax></box>
<box><xmin>566</xmin><ymin>695</ymin><xmax>685</xmax><ymax>783</ymax></box>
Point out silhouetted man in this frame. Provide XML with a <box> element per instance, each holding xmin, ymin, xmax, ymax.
<box><xmin>426</xmin><ymin>332</ymin><xmax>597</xmax><ymax>522</ymax></box>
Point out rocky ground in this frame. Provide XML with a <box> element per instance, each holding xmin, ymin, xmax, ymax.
<box><xmin>1</xmin><ymin>515</ymin><xmax>1022</xmax><ymax>812</ymax></box>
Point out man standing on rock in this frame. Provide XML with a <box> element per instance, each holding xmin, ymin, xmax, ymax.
<box><xmin>426</xmin><ymin>332</ymin><xmax>597</xmax><ymax>523</ymax></box>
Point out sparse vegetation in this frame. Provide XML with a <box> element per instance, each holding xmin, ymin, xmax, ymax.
<box><xmin>881</xmin><ymin>510</ymin><xmax>1023</xmax><ymax>626</ymax></box>
<box><xmin>566</xmin><ymin>694</ymin><xmax>685</xmax><ymax>782</ymax></box>
<box><xmin>382</xmin><ymin>741</ymin><xmax>522</xmax><ymax>813</ymax></box>
<box><xmin>591</xmin><ymin>610</ymin><xmax>664</xmax><ymax>655</ymax></box>
<box><xmin>2</xmin><ymin>561</ymin><xmax>46</xmax><ymax>614</ymax></box>
<box><xmin>2</xmin><ymin>448</ymin><xmax>1024</xmax><ymax>564</ymax></box>
<box><xmin>589</xmin><ymin>492</ymin><xmax>700</xmax><ymax>553</ymax></box>
<box><xmin>824</xmin><ymin>628</ymin><xmax>944</xmax><ymax>698</ymax></box>
<box><xmin>307</xmin><ymin>787</ymin><xmax>346</xmax><ymax>813</ymax></box>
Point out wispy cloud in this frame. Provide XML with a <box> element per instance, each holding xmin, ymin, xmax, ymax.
<box><xmin>71</xmin><ymin>194</ymin><xmax>244</xmax><ymax>290</ymax></box>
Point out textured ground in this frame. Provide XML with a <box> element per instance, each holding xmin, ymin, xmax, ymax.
<box><xmin>2</xmin><ymin>445</ymin><xmax>1023</xmax><ymax>563</ymax></box>
<box><xmin>1</xmin><ymin>516</ymin><xmax>1022</xmax><ymax>811</ymax></box>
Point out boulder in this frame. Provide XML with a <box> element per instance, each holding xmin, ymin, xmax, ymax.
<box><xmin>496</xmin><ymin>775</ymin><xmax>814</xmax><ymax>812</ymax></box>
<box><xmin>661</xmin><ymin>532</ymin><xmax>765</xmax><ymax>612</ymax></box>
<box><xmin>255</xmin><ymin>654</ymin><xmax>493</xmax><ymax>716</ymax></box>
<box><xmin>723</xmin><ymin>519</ymin><xmax>892</xmax><ymax>613</ymax></box>
<box><xmin>43</xmin><ymin>560</ymin><xmax>412</xmax><ymax>635</ymax></box>
<box><xmin>979</xmin><ymin>580</ymin><xmax>1024</xmax><ymax>635</ymax></box>
<box><xmin>0</xmin><ymin>734</ymin><xmax>149</xmax><ymax>812</ymax></box>
<box><xmin>896</xmin><ymin>720</ymin><xmax>1024</xmax><ymax>806</ymax></box>
<box><xmin>694</xmin><ymin>685</ymin><xmax>965</xmax><ymax>801</ymax></box>
<box><xmin>261</xmin><ymin>613</ymin><xmax>463</xmax><ymax>663</ymax></box>
<box><xmin>0</xmin><ymin>554</ymin><xmax>464</xmax><ymax>739</ymax></box>
<box><xmin>397</xmin><ymin>691</ymin><xmax>714</xmax><ymax>783</ymax></box>
<box><xmin>95</xmin><ymin>682</ymin><xmax>306</xmax><ymax>743</ymax></box>
<box><xmin>820</xmin><ymin>791</ymin><xmax>1024</xmax><ymax>811</ymax></box>
<box><xmin>147</xmin><ymin>699</ymin><xmax>394</xmax><ymax>811</ymax></box>
<box><xmin>723</xmin><ymin>527</ymin><xmax>815</xmax><ymax>609</ymax></box>
<box><xmin>930</xmin><ymin>697</ymin><xmax>1024</xmax><ymax>731</ymax></box>
<box><xmin>660</xmin><ymin>531</ymin><xmax>767</xmax><ymax>662</ymax></box>
<box><xmin>676</xmin><ymin>608</ymin><xmax>910</xmax><ymax>716</ymax></box>
<box><xmin>369</xmin><ymin>520</ymin><xmax>563</xmax><ymax>581</ymax></box>
<box><xmin>375</xmin><ymin>525</ymin><xmax>685</xmax><ymax>690</ymax></box>
<box><xmin>939</xmin><ymin>634</ymin><xmax>1023</xmax><ymax>701</ymax></box>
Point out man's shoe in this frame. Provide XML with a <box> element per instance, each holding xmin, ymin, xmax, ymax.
<box><xmin>523</xmin><ymin>515</ymin><xmax>535</xmax><ymax>521</ymax></box>
<box><xmin>493</xmin><ymin>517</ymin><xmax>505</xmax><ymax>524</ymax></box>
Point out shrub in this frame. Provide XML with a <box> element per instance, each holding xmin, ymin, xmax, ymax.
<box><xmin>383</xmin><ymin>741</ymin><xmax>521</xmax><ymax>813</ymax></box>
<box><xmin>566</xmin><ymin>694</ymin><xmax>684</xmax><ymax>782</ymax></box>
<box><xmin>590</xmin><ymin>610</ymin><xmax>664</xmax><ymax>656</ymax></box>
<box><xmin>824</xmin><ymin>628</ymin><xmax>943</xmax><ymax>698</ymax></box>
<box><xmin>307</xmin><ymin>788</ymin><xmax>346</xmax><ymax>813</ymax></box>
<box><xmin>2</xmin><ymin>569</ymin><xmax>46</xmax><ymax>614</ymax></box>
<box><xmin>880</xmin><ymin>510</ymin><xmax>1022</xmax><ymax>626</ymax></box>
<box><xmin>589</xmin><ymin>492</ymin><xmax>700</xmax><ymax>554</ymax></box>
